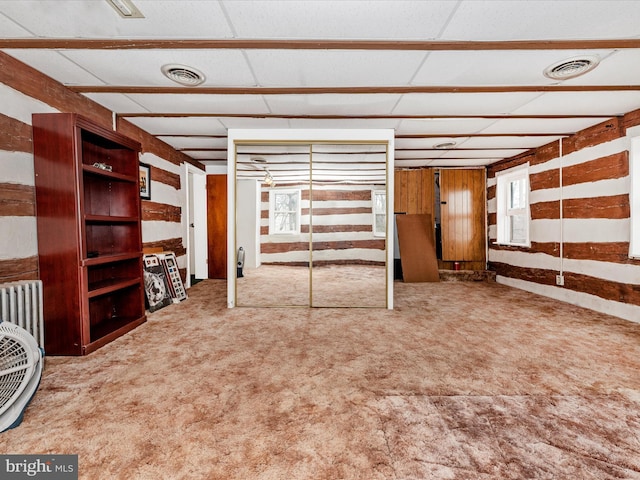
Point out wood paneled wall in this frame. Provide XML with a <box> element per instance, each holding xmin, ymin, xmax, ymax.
<box><xmin>394</xmin><ymin>168</ymin><xmax>434</xmax><ymax>216</ymax></box>
<box><xmin>487</xmin><ymin>114</ymin><xmax>640</xmax><ymax>323</ymax></box>
<box><xmin>0</xmin><ymin>51</ymin><xmax>198</xmax><ymax>283</ymax></box>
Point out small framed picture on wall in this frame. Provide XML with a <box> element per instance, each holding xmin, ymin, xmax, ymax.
<box><xmin>139</xmin><ymin>162</ymin><xmax>151</xmax><ymax>200</ymax></box>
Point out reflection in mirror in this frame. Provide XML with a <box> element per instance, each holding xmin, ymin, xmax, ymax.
<box><xmin>235</xmin><ymin>144</ymin><xmax>311</xmax><ymax>306</ymax></box>
<box><xmin>234</xmin><ymin>141</ymin><xmax>387</xmax><ymax>308</ymax></box>
<box><xmin>310</xmin><ymin>144</ymin><xmax>387</xmax><ymax>307</ymax></box>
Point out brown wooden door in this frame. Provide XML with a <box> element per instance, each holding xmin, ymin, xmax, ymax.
<box><xmin>207</xmin><ymin>174</ymin><xmax>227</xmax><ymax>279</ymax></box>
<box><xmin>440</xmin><ymin>169</ymin><xmax>485</xmax><ymax>262</ymax></box>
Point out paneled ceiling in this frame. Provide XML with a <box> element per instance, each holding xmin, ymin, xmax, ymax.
<box><xmin>2</xmin><ymin>0</ymin><xmax>640</xmax><ymax>172</ymax></box>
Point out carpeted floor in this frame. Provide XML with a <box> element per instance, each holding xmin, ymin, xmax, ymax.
<box><xmin>1</xmin><ymin>279</ymin><xmax>640</xmax><ymax>479</ymax></box>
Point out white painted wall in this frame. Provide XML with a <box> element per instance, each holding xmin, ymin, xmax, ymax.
<box><xmin>237</xmin><ymin>179</ymin><xmax>261</xmax><ymax>269</ymax></box>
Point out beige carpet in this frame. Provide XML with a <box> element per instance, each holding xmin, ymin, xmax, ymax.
<box><xmin>2</xmin><ymin>279</ymin><xmax>640</xmax><ymax>479</ymax></box>
<box><xmin>237</xmin><ymin>265</ymin><xmax>387</xmax><ymax>307</ymax></box>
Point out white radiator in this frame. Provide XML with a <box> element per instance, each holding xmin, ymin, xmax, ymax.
<box><xmin>0</xmin><ymin>280</ymin><xmax>45</xmax><ymax>350</ymax></box>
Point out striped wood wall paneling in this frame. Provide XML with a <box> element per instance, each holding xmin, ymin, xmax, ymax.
<box><xmin>487</xmin><ymin>113</ymin><xmax>640</xmax><ymax>316</ymax></box>
<box><xmin>0</xmin><ymin>51</ymin><xmax>194</xmax><ymax>282</ymax></box>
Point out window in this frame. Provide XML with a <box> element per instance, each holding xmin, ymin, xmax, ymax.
<box><xmin>372</xmin><ymin>190</ymin><xmax>386</xmax><ymax>237</ymax></box>
<box><xmin>269</xmin><ymin>189</ymin><xmax>301</xmax><ymax>235</ymax></box>
<box><xmin>631</xmin><ymin>137</ymin><xmax>640</xmax><ymax>258</ymax></box>
<box><xmin>496</xmin><ymin>164</ymin><xmax>530</xmax><ymax>246</ymax></box>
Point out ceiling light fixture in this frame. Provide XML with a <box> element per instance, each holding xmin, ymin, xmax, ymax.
<box><xmin>264</xmin><ymin>169</ymin><xmax>276</xmax><ymax>187</ymax></box>
<box><xmin>161</xmin><ymin>64</ymin><xmax>206</xmax><ymax>87</ymax></box>
<box><xmin>543</xmin><ymin>55</ymin><xmax>600</xmax><ymax>80</ymax></box>
<box><xmin>106</xmin><ymin>0</ymin><xmax>144</xmax><ymax>18</ymax></box>
<box><xmin>434</xmin><ymin>141</ymin><xmax>456</xmax><ymax>149</ymax></box>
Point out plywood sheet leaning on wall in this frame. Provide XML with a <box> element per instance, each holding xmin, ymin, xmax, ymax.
<box><xmin>396</xmin><ymin>214</ymin><xmax>440</xmax><ymax>282</ymax></box>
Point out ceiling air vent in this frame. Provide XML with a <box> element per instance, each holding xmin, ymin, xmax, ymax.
<box><xmin>543</xmin><ymin>55</ymin><xmax>600</xmax><ymax>80</ymax></box>
<box><xmin>161</xmin><ymin>64</ymin><xmax>206</xmax><ymax>86</ymax></box>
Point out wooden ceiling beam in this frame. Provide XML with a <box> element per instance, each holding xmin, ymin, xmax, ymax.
<box><xmin>121</xmin><ymin>112</ymin><xmax>613</xmax><ymax>119</ymax></box>
<box><xmin>3</xmin><ymin>38</ymin><xmax>640</xmax><ymax>50</ymax></box>
<box><xmin>71</xmin><ymin>85</ymin><xmax>640</xmax><ymax>94</ymax></box>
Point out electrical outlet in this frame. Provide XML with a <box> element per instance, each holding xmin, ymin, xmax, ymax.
<box><xmin>556</xmin><ymin>275</ymin><xmax>565</xmax><ymax>286</ymax></box>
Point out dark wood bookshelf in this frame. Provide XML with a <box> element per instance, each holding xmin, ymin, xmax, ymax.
<box><xmin>33</xmin><ymin>113</ymin><xmax>146</xmax><ymax>355</ymax></box>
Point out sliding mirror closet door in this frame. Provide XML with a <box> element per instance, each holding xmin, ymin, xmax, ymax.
<box><xmin>235</xmin><ymin>144</ymin><xmax>311</xmax><ymax>307</ymax></box>
<box><xmin>310</xmin><ymin>144</ymin><xmax>387</xmax><ymax>308</ymax></box>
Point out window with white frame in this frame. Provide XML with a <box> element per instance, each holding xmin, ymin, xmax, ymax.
<box><xmin>496</xmin><ymin>164</ymin><xmax>530</xmax><ymax>246</ymax></box>
<box><xmin>269</xmin><ymin>189</ymin><xmax>301</xmax><ymax>235</ymax></box>
<box><xmin>630</xmin><ymin>137</ymin><xmax>640</xmax><ymax>258</ymax></box>
<box><xmin>372</xmin><ymin>190</ymin><xmax>386</xmax><ymax>237</ymax></box>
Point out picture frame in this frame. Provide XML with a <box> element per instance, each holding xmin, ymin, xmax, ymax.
<box><xmin>139</xmin><ymin>162</ymin><xmax>151</xmax><ymax>200</ymax></box>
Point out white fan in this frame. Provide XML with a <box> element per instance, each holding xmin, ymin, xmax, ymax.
<box><xmin>0</xmin><ymin>321</ymin><xmax>43</xmax><ymax>432</ymax></box>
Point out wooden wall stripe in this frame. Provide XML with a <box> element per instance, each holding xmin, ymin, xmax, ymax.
<box><xmin>142</xmin><ymin>237</ymin><xmax>186</xmax><ymax>258</ymax></box>
<box><xmin>141</xmin><ymin>201</ymin><xmax>181</xmax><ymax>222</ymax></box>
<box><xmin>491</xmin><ymin>261</ymin><xmax>640</xmax><ymax>306</ymax></box>
<box><xmin>0</xmin><ymin>256</ymin><xmax>39</xmax><ymax>283</ymax></box>
<box><xmin>311</xmin><ymin>206</ymin><xmax>372</xmax><ymax>216</ymax></box>
<box><xmin>562</xmin><ymin>118</ymin><xmax>623</xmax><ymax>155</ymax></box>
<box><xmin>261</xmin><ymin>239</ymin><xmax>385</xmax><ymax>254</ymax></box>
<box><xmin>530</xmin><ymin>152</ymin><xmax>628</xmax><ymax>191</ymax></box>
<box><xmin>265</xmin><ymin>259</ymin><xmax>385</xmax><ymax>267</ymax></box>
<box><xmin>0</xmin><ymin>183</ymin><xmax>35</xmax><ymax>216</ymax></box>
<box><xmin>492</xmin><ymin>241</ymin><xmax>636</xmax><ymax>264</ymax></box>
<box><xmin>303</xmin><ymin>190</ymin><xmax>372</xmax><ymax>201</ymax></box>
<box><xmin>150</xmin><ymin>165</ymin><xmax>181</xmax><ymax>190</ymax></box>
<box><xmin>531</xmin><ymin>195</ymin><xmax>629</xmax><ymax>220</ymax></box>
<box><xmin>260</xmin><ymin>224</ymin><xmax>373</xmax><ymax>235</ymax></box>
<box><xmin>623</xmin><ymin>108</ymin><xmax>640</xmax><ymax>130</ymax></box>
<box><xmin>0</xmin><ymin>113</ymin><xmax>32</xmax><ymax>153</ymax></box>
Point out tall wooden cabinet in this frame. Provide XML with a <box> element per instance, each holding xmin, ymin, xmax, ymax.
<box><xmin>33</xmin><ymin>113</ymin><xmax>146</xmax><ymax>355</ymax></box>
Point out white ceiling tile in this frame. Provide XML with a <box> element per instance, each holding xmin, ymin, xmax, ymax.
<box><xmin>186</xmin><ymin>151</ymin><xmax>227</xmax><ymax>160</ymax></box>
<box><xmin>222</xmin><ymin>0</ymin><xmax>456</xmax><ymax>39</ymax></box>
<box><xmin>128</xmin><ymin>117</ymin><xmax>227</xmax><ymax>135</ymax></box>
<box><xmin>513</xmin><ymin>92</ymin><xmax>640</xmax><ymax>117</ymax></box>
<box><xmin>3</xmin><ymin>50</ymin><xmax>105</xmax><ymax>84</ymax></box>
<box><xmin>457</xmin><ymin>136</ymin><xmax>563</xmax><ymax>149</ymax></box>
<box><xmin>125</xmin><ymin>94</ymin><xmax>271</xmax><ymax>114</ymax></box>
<box><xmin>395</xmin><ymin>137</ymin><xmax>471</xmax><ymax>149</ymax></box>
<box><xmin>395</xmin><ymin>150</ymin><xmax>444</xmax><ymax>160</ymax></box>
<box><xmin>159</xmin><ymin>137</ymin><xmax>227</xmax><ymax>149</ymax></box>
<box><xmin>392</xmin><ymin>93</ymin><xmax>542</xmax><ymax>115</ymax></box>
<box><xmin>60</xmin><ymin>50</ymin><xmax>255</xmax><ymax>86</ymax></box>
<box><xmin>439</xmin><ymin>150</ymin><xmax>523</xmax><ymax>159</ymax></box>
<box><xmin>287</xmin><ymin>118</ymin><xmax>401</xmax><ymax>130</ymax></box>
<box><xmin>0</xmin><ymin>1</ymin><xmax>233</xmax><ymax>38</ymax></box>
<box><xmin>480</xmin><ymin>118</ymin><xmax>605</xmax><ymax>135</ymax></box>
<box><xmin>0</xmin><ymin>12</ymin><xmax>33</xmax><ymax>36</ymax></box>
<box><xmin>218</xmin><ymin>118</ymin><xmax>292</xmax><ymax>130</ymax></box>
<box><xmin>443</xmin><ymin>1</ymin><xmax>640</xmax><ymax>40</ymax></box>
<box><xmin>84</xmin><ymin>93</ymin><xmax>150</xmax><ymax>114</ymax></box>
<box><xmin>562</xmin><ymin>50</ymin><xmax>640</xmax><ymax>85</ymax></box>
<box><xmin>246</xmin><ymin>50</ymin><xmax>425</xmax><ymax>87</ymax></box>
<box><xmin>427</xmin><ymin>158</ymin><xmax>498</xmax><ymax>167</ymax></box>
<box><xmin>412</xmin><ymin>50</ymin><xmax>614</xmax><ymax>86</ymax></box>
<box><xmin>265</xmin><ymin>94</ymin><xmax>401</xmax><ymax>115</ymax></box>
<box><xmin>397</xmin><ymin>118</ymin><xmax>496</xmax><ymax>135</ymax></box>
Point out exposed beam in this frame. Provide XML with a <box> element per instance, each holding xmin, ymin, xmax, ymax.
<box><xmin>71</xmin><ymin>85</ymin><xmax>640</xmax><ymax>94</ymax></box>
<box><xmin>121</xmin><ymin>112</ymin><xmax>613</xmax><ymax>120</ymax></box>
<box><xmin>3</xmin><ymin>38</ymin><xmax>640</xmax><ymax>50</ymax></box>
